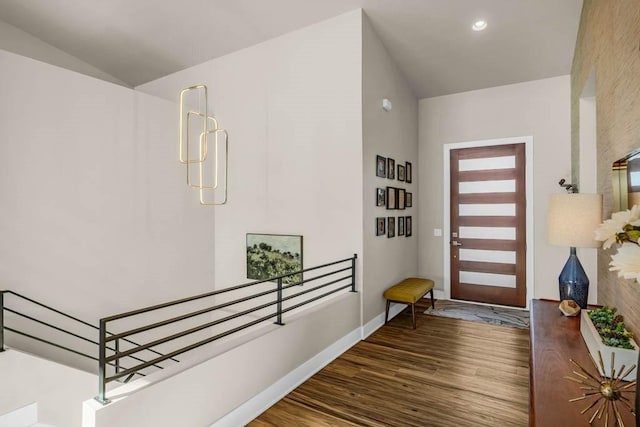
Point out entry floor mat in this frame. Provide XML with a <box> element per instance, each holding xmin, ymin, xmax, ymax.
<box><xmin>425</xmin><ymin>299</ymin><xmax>530</xmax><ymax>329</ymax></box>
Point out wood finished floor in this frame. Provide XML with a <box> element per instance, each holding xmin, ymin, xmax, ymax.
<box><xmin>249</xmin><ymin>300</ymin><xmax>530</xmax><ymax>427</ymax></box>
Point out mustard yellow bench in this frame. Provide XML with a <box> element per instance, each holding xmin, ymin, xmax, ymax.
<box><xmin>384</xmin><ymin>278</ymin><xmax>435</xmax><ymax>329</ymax></box>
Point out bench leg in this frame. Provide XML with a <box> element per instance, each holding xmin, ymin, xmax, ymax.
<box><xmin>385</xmin><ymin>300</ymin><xmax>390</xmax><ymax>324</ymax></box>
<box><xmin>411</xmin><ymin>303</ymin><xmax>416</xmax><ymax>329</ymax></box>
<box><xmin>429</xmin><ymin>289</ymin><xmax>435</xmax><ymax>309</ymax></box>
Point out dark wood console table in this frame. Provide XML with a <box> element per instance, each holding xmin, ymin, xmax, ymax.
<box><xmin>529</xmin><ymin>299</ymin><xmax>636</xmax><ymax>426</ymax></box>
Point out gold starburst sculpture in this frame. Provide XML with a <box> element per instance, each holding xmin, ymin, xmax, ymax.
<box><xmin>565</xmin><ymin>351</ymin><xmax>636</xmax><ymax>426</ymax></box>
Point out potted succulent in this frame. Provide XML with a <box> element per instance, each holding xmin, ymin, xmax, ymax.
<box><xmin>580</xmin><ymin>306</ymin><xmax>638</xmax><ymax>380</ymax></box>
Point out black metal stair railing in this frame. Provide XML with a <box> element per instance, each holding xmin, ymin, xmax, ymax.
<box><xmin>95</xmin><ymin>254</ymin><xmax>358</xmax><ymax>404</ymax></box>
<box><xmin>0</xmin><ymin>290</ymin><xmax>179</xmax><ymax>381</ymax></box>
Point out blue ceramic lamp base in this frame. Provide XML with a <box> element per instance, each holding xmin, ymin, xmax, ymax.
<box><xmin>558</xmin><ymin>247</ymin><xmax>589</xmax><ymax>309</ymax></box>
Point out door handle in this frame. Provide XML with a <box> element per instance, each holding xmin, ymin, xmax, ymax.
<box><xmin>451</xmin><ymin>241</ymin><xmax>463</xmax><ymax>247</ymax></box>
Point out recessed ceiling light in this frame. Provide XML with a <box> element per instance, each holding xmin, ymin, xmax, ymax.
<box><xmin>472</xmin><ymin>20</ymin><xmax>488</xmax><ymax>31</ymax></box>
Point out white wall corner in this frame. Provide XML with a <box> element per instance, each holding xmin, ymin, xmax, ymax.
<box><xmin>362</xmin><ymin>303</ymin><xmax>406</xmax><ymax>339</ymax></box>
<box><xmin>432</xmin><ymin>289</ymin><xmax>446</xmax><ymax>300</ymax></box>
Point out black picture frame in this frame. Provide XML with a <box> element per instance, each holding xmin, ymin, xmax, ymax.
<box><xmin>398</xmin><ymin>164</ymin><xmax>405</xmax><ymax>182</ymax></box>
<box><xmin>406</xmin><ymin>162</ymin><xmax>412</xmax><ymax>183</ymax></box>
<box><xmin>376</xmin><ymin>155</ymin><xmax>386</xmax><ymax>178</ymax></box>
<box><xmin>387</xmin><ymin>216</ymin><xmax>395</xmax><ymax>238</ymax></box>
<box><xmin>386</xmin><ymin>186</ymin><xmax>397</xmax><ymax>209</ymax></box>
<box><xmin>405</xmin><ymin>216</ymin><xmax>412</xmax><ymax>237</ymax></box>
<box><xmin>376</xmin><ymin>188</ymin><xmax>386</xmax><ymax>206</ymax></box>
<box><xmin>406</xmin><ymin>192</ymin><xmax>412</xmax><ymax>207</ymax></box>
<box><xmin>387</xmin><ymin>158</ymin><xmax>395</xmax><ymax>179</ymax></box>
<box><xmin>398</xmin><ymin>216</ymin><xmax>405</xmax><ymax>236</ymax></box>
<box><xmin>398</xmin><ymin>188</ymin><xmax>406</xmax><ymax>210</ymax></box>
<box><xmin>376</xmin><ymin>217</ymin><xmax>386</xmax><ymax>236</ymax></box>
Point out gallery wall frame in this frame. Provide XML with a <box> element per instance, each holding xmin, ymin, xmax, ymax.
<box><xmin>387</xmin><ymin>217</ymin><xmax>395</xmax><ymax>238</ymax></box>
<box><xmin>387</xmin><ymin>158</ymin><xmax>395</xmax><ymax>179</ymax></box>
<box><xmin>376</xmin><ymin>155</ymin><xmax>387</xmax><ymax>178</ymax></box>
<box><xmin>406</xmin><ymin>192</ymin><xmax>412</xmax><ymax>207</ymax></box>
<box><xmin>376</xmin><ymin>188</ymin><xmax>386</xmax><ymax>207</ymax></box>
<box><xmin>246</xmin><ymin>233</ymin><xmax>303</xmax><ymax>284</ymax></box>
<box><xmin>406</xmin><ymin>162</ymin><xmax>412</xmax><ymax>183</ymax></box>
<box><xmin>386</xmin><ymin>186</ymin><xmax>397</xmax><ymax>209</ymax></box>
<box><xmin>398</xmin><ymin>216</ymin><xmax>405</xmax><ymax>236</ymax></box>
<box><xmin>398</xmin><ymin>164</ymin><xmax>405</xmax><ymax>181</ymax></box>
<box><xmin>405</xmin><ymin>216</ymin><xmax>412</xmax><ymax>237</ymax></box>
<box><xmin>376</xmin><ymin>217</ymin><xmax>386</xmax><ymax>236</ymax></box>
<box><xmin>398</xmin><ymin>188</ymin><xmax>406</xmax><ymax>210</ymax></box>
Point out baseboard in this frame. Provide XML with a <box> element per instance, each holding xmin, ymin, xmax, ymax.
<box><xmin>211</xmin><ymin>327</ymin><xmax>362</xmax><ymax>427</ymax></box>
<box><xmin>433</xmin><ymin>289</ymin><xmax>446</xmax><ymax>300</ymax></box>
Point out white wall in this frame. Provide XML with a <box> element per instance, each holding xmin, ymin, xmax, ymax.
<box><xmin>0</xmin><ymin>349</ymin><xmax>96</xmax><ymax>427</ymax></box>
<box><xmin>418</xmin><ymin>76</ymin><xmax>572</xmax><ymax>301</ymax></box>
<box><xmin>0</xmin><ymin>20</ymin><xmax>126</xmax><ymax>86</ymax></box>
<box><xmin>0</xmin><ymin>50</ymin><xmax>217</xmax><ymax>327</ymax></box>
<box><xmin>137</xmin><ymin>10</ymin><xmax>364</xmax><ymax>294</ymax></box>
<box><xmin>0</xmin><ymin>0</ymin><xmax>361</xmax><ymax>308</ymax></box>
<box><xmin>361</xmin><ymin>15</ymin><xmax>419</xmax><ymax>325</ymax></box>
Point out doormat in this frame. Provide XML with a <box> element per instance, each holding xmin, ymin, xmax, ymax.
<box><xmin>425</xmin><ymin>299</ymin><xmax>530</xmax><ymax>329</ymax></box>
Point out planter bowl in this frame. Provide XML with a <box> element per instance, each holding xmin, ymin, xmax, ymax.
<box><xmin>580</xmin><ymin>310</ymin><xmax>639</xmax><ymax>381</ymax></box>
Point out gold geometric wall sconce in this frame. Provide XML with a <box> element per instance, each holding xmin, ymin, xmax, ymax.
<box><xmin>179</xmin><ymin>85</ymin><xmax>228</xmax><ymax>205</ymax></box>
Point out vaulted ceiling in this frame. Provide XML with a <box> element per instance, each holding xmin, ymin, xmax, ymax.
<box><xmin>0</xmin><ymin>0</ymin><xmax>583</xmax><ymax>98</ymax></box>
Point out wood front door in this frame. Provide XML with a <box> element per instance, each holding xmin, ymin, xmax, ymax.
<box><xmin>450</xmin><ymin>143</ymin><xmax>526</xmax><ymax>307</ymax></box>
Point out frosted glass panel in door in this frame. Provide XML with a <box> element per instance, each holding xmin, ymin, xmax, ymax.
<box><xmin>459</xmin><ymin>156</ymin><xmax>516</xmax><ymax>171</ymax></box>
<box><xmin>459</xmin><ymin>271</ymin><xmax>516</xmax><ymax>288</ymax></box>
<box><xmin>459</xmin><ymin>227</ymin><xmax>516</xmax><ymax>240</ymax></box>
<box><xmin>459</xmin><ymin>249</ymin><xmax>516</xmax><ymax>264</ymax></box>
<box><xmin>458</xmin><ymin>203</ymin><xmax>516</xmax><ymax>216</ymax></box>
<box><xmin>459</xmin><ymin>180</ymin><xmax>515</xmax><ymax>194</ymax></box>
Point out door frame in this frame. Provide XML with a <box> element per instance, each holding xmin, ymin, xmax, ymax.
<box><xmin>443</xmin><ymin>136</ymin><xmax>534</xmax><ymax>309</ymax></box>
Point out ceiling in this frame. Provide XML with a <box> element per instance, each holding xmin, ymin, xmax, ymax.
<box><xmin>0</xmin><ymin>0</ymin><xmax>583</xmax><ymax>98</ymax></box>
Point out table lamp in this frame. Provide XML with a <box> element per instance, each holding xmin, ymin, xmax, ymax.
<box><xmin>547</xmin><ymin>193</ymin><xmax>602</xmax><ymax>308</ymax></box>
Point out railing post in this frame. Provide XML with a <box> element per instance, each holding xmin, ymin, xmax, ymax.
<box><xmin>95</xmin><ymin>319</ymin><xmax>110</xmax><ymax>404</ymax></box>
<box><xmin>0</xmin><ymin>292</ymin><xmax>5</xmax><ymax>352</ymax></box>
<box><xmin>275</xmin><ymin>277</ymin><xmax>284</xmax><ymax>325</ymax></box>
<box><xmin>350</xmin><ymin>254</ymin><xmax>358</xmax><ymax>292</ymax></box>
<box><xmin>115</xmin><ymin>338</ymin><xmax>120</xmax><ymax>375</ymax></box>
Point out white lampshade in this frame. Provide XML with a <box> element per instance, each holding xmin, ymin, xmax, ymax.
<box><xmin>548</xmin><ymin>193</ymin><xmax>603</xmax><ymax>248</ymax></box>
